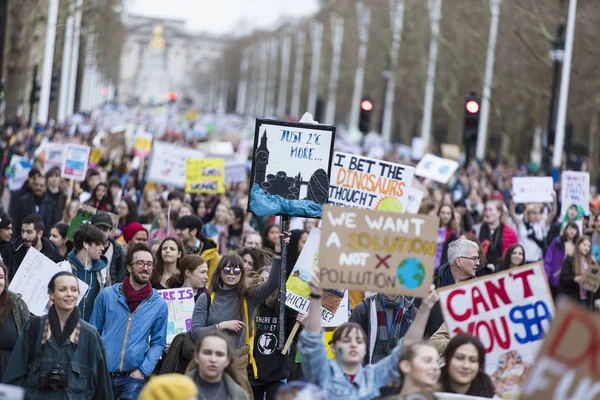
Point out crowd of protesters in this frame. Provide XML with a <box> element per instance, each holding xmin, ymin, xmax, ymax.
<box><xmin>0</xmin><ymin>117</ymin><xmax>598</xmax><ymax>400</ymax></box>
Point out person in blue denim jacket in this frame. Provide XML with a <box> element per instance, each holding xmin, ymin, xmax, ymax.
<box><xmin>299</xmin><ymin>270</ymin><xmax>439</xmax><ymax>400</ymax></box>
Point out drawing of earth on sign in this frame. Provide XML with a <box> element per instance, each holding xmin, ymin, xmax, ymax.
<box><xmin>396</xmin><ymin>258</ymin><xmax>425</xmax><ymax>289</ymax></box>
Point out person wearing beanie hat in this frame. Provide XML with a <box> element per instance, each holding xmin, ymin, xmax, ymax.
<box><xmin>124</xmin><ymin>222</ymin><xmax>149</xmax><ymax>245</ymax></box>
<box><xmin>92</xmin><ymin>211</ymin><xmax>127</xmax><ymax>283</ymax></box>
<box><xmin>139</xmin><ymin>374</ymin><xmax>198</xmax><ymax>400</ymax></box>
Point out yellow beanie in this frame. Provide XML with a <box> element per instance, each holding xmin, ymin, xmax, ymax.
<box><xmin>138</xmin><ymin>374</ymin><xmax>198</xmax><ymax>400</ymax></box>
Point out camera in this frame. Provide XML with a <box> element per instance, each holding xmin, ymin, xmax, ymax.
<box><xmin>38</xmin><ymin>364</ymin><xmax>68</xmax><ymax>390</ymax></box>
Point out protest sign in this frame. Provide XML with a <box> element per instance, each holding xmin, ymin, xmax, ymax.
<box><xmin>61</xmin><ymin>144</ymin><xmax>90</xmax><ymax>181</ymax></box>
<box><xmin>146</xmin><ymin>141</ymin><xmax>206</xmax><ymax>188</ymax></box>
<box><xmin>9</xmin><ymin>248</ymin><xmax>88</xmax><ymax>316</ymax></box>
<box><xmin>185</xmin><ymin>159</ymin><xmax>225</xmax><ymax>194</ymax></box>
<box><xmin>328</xmin><ymin>152</ymin><xmax>414</xmax><ymax>213</ymax></box>
<box><xmin>512</xmin><ymin>177</ymin><xmax>554</xmax><ymax>203</ymax></box>
<box><xmin>44</xmin><ymin>143</ymin><xmax>66</xmax><ymax>171</ymax></box>
<box><xmin>438</xmin><ymin>263</ymin><xmax>555</xmax><ymax>398</ymax></box>
<box><xmin>414</xmin><ymin>154</ymin><xmax>459</xmax><ymax>184</ymax></box>
<box><xmin>318</xmin><ymin>205</ymin><xmax>439</xmax><ymax>297</ymax></box>
<box><xmin>411</xmin><ymin>137</ymin><xmax>425</xmax><ymax>161</ymax></box>
<box><xmin>6</xmin><ymin>155</ymin><xmax>32</xmax><ymax>191</ymax></box>
<box><xmin>440</xmin><ymin>143</ymin><xmax>461</xmax><ymax>161</ymax></box>
<box><xmin>406</xmin><ymin>188</ymin><xmax>425</xmax><ymax>214</ymax></box>
<box><xmin>248</xmin><ymin>119</ymin><xmax>335</xmax><ymax>218</ymax></box>
<box><xmin>225</xmin><ymin>160</ymin><xmax>248</xmax><ymax>184</ymax></box>
<box><xmin>197</xmin><ymin>141</ymin><xmax>235</xmax><ymax>156</ymax></box>
<box><xmin>520</xmin><ymin>299</ymin><xmax>600</xmax><ymax>400</ymax></box>
<box><xmin>88</xmin><ymin>148</ymin><xmax>103</xmax><ymax>168</ymax></box>
<box><xmin>581</xmin><ymin>263</ymin><xmax>600</xmax><ymax>293</ymax></box>
<box><xmin>134</xmin><ymin>133</ymin><xmax>153</xmax><ymax>158</ymax></box>
<box><xmin>157</xmin><ymin>288</ymin><xmax>195</xmax><ymax>344</ymax></box>
<box><xmin>103</xmin><ymin>129</ymin><xmax>126</xmax><ymax>152</ymax></box>
<box><xmin>561</xmin><ymin>171</ymin><xmax>590</xmax><ymax>217</ymax></box>
<box><xmin>286</xmin><ymin>228</ymin><xmax>349</xmax><ymax>327</ymax></box>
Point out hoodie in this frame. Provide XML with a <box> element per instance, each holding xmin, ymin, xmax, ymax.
<box><xmin>59</xmin><ymin>249</ymin><xmax>109</xmax><ymax>321</ymax></box>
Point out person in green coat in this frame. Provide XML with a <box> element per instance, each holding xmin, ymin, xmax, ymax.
<box><xmin>2</xmin><ymin>271</ymin><xmax>113</xmax><ymax>399</ymax></box>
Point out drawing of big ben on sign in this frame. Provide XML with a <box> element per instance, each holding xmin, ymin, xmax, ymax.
<box><xmin>249</xmin><ymin>119</ymin><xmax>336</xmax><ymax>218</ymax></box>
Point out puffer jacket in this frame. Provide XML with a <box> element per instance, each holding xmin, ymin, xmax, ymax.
<box><xmin>89</xmin><ymin>283</ymin><xmax>168</xmax><ymax>377</ymax></box>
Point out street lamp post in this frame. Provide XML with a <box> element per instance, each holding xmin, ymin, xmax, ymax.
<box><xmin>544</xmin><ymin>24</ymin><xmax>565</xmax><ymax>170</ymax></box>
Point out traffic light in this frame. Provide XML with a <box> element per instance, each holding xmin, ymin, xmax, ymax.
<box><xmin>463</xmin><ymin>93</ymin><xmax>480</xmax><ymax>144</ymax></box>
<box><xmin>50</xmin><ymin>73</ymin><xmax>59</xmax><ymax>102</ymax></box>
<box><xmin>30</xmin><ymin>82</ymin><xmax>41</xmax><ymax>104</ymax></box>
<box><xmin>359</xmin><ymin>97</ymin><xmax>373</xmax><ymax>134</ymax></box>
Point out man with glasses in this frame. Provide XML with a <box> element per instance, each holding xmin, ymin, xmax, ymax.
<box><xmin>424</xmin><ymin>239</ymin><xmax>480</xmax><ymax>339</ymax></box>
<box><xmin>91</xmin><ymin>243</ymin><xmax>168</xmax><ymax>399</ymax></box>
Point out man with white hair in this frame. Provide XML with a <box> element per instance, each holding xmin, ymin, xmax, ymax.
<box><xmin>424</xmin><ymin>239</ymin><xmax>480</xmax><ymax>338</ymax></box>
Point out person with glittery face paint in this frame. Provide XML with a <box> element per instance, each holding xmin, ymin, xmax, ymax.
<box><xmin>298</xmin><ymin>270</ymin><xmax>439</xmax><ymax>400</ymax></box>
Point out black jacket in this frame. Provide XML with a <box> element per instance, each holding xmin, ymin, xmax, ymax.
<box><xmin>2</xmin><ymin>237</ymin><xmax>64</xmax><ymax>280</ymax></box>
<box><xmin>558</xmin><ymin>256</ymin><xmax>600</xmax><ymax>309</ymax></box>
<box><xmin>11</xmin><ymin>192</ymin><xmax>59</xmax><ymax>239</ymax></box>
<box><xmin>104</xmin><ymin>238</ymin><xmax>126</xmax><ymax>283</ymax></box>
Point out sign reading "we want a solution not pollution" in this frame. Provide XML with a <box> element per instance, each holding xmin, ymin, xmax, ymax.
<box><xmin>318</xmin><ymin>205</ymin><xmax>438</xmax><ymax>297</ymax></box>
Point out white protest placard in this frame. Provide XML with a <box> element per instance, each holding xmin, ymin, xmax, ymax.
<box><xmin>438</xmin><ymin>263</ymin><xmax>555</xmax><ymax>398</ymax></box>
<box><xmin>512</xmin><ymin>177</ymin><xmax>554</xmax><ymax>203</ymax></box>
<box><xmin>561</xmin><ymin>171</ymin><xmax>590</xmax><ymax>218</ymax></box>
<box><xmin>9</xmin><ymin>248</ymin><xmax>89</xmax><ymax>316</ymax></box>
<box><xmin>44</xmin><ymin>143</ymin><xmax>66</xmax><ymax>172</ymax></box>
<box><xmin>406</xmin><ymin>188</ymin><xmax>424</xmax><ymax>214</ymax></box>
<box><xmin>225</xmin><ymin>160</ymin><xmax>248</xmax><ymax>184</ymax></box>
<box><xmin>415</xmin><ymin>154</ymin><xmax>459</xmax><ymax>184</ymax></box>
<box><xmin>61</xmin><ymin>143</ymin><xmax>91</xmax><ymax>181</ymax></box>
<box><xmin>157</xmin><ymin>287</ymin><xmax>196</xmax><ymax>344</ymax></box>
<box><xmin>329</xmin><ymin>152</ymin><xmax>414</xmax><ymax>213</ymax></box>
<box><xmin>411</xmin><ymin>137</ymin><xmax>425</xmax><ymax>161</ymax></box>
<box><xmin>6</xmin><ymin>155</ymin><xmax>32</xmax><ymax>191</ymax></box>
<box><xmin>146</xmin><ymin>141</ymin><xmax>206</xmax><ymax>188</ymax></box>
<box><xmin>197</xmin><ymin>141</ymin><xmax>235</xmax><ymax>156</ymax></box>
<box><xmin>286</xmin><ymin>228</ymin><xmax>348</xmax><ymax>327</ymax></box>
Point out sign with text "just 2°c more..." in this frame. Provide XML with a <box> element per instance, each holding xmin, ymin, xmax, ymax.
<box><xmin>318</xmin><ymin>205</ymin><xmax>439</xmax><ymax>298</ymax></box>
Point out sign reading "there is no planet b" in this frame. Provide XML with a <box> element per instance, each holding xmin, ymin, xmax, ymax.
<box><xmin>318</xmin><ymin>205</ymin><xmax>439</xmax><ymax>298</ymax></box>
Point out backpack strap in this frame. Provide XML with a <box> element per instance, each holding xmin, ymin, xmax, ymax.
<box><xmin>28</xmin><ymin>316</ymin><xmax>41</xmax><ymax>363</ymax></box>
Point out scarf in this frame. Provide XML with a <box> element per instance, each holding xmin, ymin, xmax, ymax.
<box><xmin>122</xmin><ymin>276</ymin><xmax>152</xmax><ymax>312</ymax></box>
<box><xmin>48</xmin><ymin>305</ymin><xmax>80</xmax><ymax>346</ymax></box>
<box><xmin>373</xmin><ymin>296</ymin><xmax>404</xmax><ymax>358</ymax></box>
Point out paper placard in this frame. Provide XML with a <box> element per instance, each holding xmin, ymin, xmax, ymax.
<box><xmin>225</xmin><ymin>160</ymin><xmax>248</xmax><ymax>184</ymax></box>
<box><xmin>520</xmin><ymin>299</ymin><xmax>600</xmax><ymax>400</ymax></box>
<box><xmin>285</xmin><ymin>228</ymin><xmax>349</xmax><ymax>327</ymax></box>
<box><xmin>512</xmin><ymin>177</ymin><xmax>554</xmax><ymax>203</ymax></box>
<box><xmin>438</xmin><ymin>263</ymin><xmax>555</xmax><ymax>398</ymax></box>
<box><xmin>157</xmin><ymin>287</ymin><xmax>196</xmax><ymax>344</ymax></box>
<box><xmin>318</xmin><ymin>205</ymin><xmax>439</xmax><ymax>297</ymax></box>
<box><xmin>561</xmin><ymin>171</ymin><xmax>590</xmax><ymax>218</ymax></box>
<box><xmin>414</xmin><ymin>154</ymin><xmax>459</xmax><ymax>184</ymax></box>
<box><xmin>185</xmin><ymin>159</ymin><xmax>225</xmax><ymax>194</ymax></box>
<box><xmin>328</xmin><ymin>152</ymin><xmax>414</xmax><ymax>213</ymax></box>
<box><xmin>8</xmin><ymin>248</ymin><xmax>89</xmax><ymax>316</ymax></box>
<box><xmin>134</xmin><ymin>133</ymin><xmax>153</xmax><ymax>157</ymax></box>
<box><xmin>44</xmin><ymin>143</ymin><xmax>66</xmax><ymax>172</ymax></box>
<box><xmin>6</xmin><ymin>156</ymin><xmax>32</xmax><ymax>191</ymax></box>
<box><xmin>146</xmin><ymin>141</ymin><xmax>206</xmax><ymax>188</ymax></box>
<box><xmin>406</xmin><ymin>188</ymin><xmax>425</xmax><ymax>214</ymax></box>
<box><xmin>61</xmin><ymin>143</ymin><xmax>91</xmax><ymax>181</ymax></box>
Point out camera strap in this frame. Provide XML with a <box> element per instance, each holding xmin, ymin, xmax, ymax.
<box><xmin>28</xmin><ymin>316</ymin><xmax>41</xmax><ymax>363</ymax></box>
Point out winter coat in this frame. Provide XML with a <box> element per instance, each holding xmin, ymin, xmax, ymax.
<box><xmin>544</xmin><ymin>237</ymin><xmax>566</xmax><ymax>287</ymax></box>
<box><xmin>2</xmin><ymin>237</ymin><xmax>63</xmax><ymax>281</ymax></box>
<box><xmin>10</xmin><ymin>292</ymin><xmax>30</xmax><ymax>335</ymax></box>
<box><xmin>558</xmin><ymin>256</ymin><xmax>600</xmax><ymax>309</ymax></box>
<box><xmin>11</xmin><ymin>192</ymin><xmax>60</xmax><ymax>239</ymax></box>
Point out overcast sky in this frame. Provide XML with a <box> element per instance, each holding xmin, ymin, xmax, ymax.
<box><xmin>126</xmin><ymin>0</ymin><xmax>320</xmax><ymax>36</ymax></box>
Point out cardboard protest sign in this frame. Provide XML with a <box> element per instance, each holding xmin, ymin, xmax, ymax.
<box><xmin>512</xmin><ymin>177</ymin><xmax>554</xmax><ymax>203</ymax></box>
<box><xmin>561</xmin><ymin>171</ymin><xmax>590</xmax><ymax>217</ymax></box>
<box><xmin>438</xmin><ymin>263</ymin><xmax>555</xmax><ymax>398</ymax></box>
<box><xmin>520</xmin><ymin>299</ymin><xmax>600</xmax><ymax>400</ymax></box>
<box><xmin>286</xmin><ymin>228</ymin><xmax>349</xmax><ymax>327</ymax></box>
<box><xmin>9</xmin><ymin>248</ymin><xmax>88</xmax><ymax>316</ymax></box>
<box><xmin>61</xmin><ymin>143</ymin><xmax>91</xmax><ymax>181</ymax></box>
<box><xmin>134</xmin><ymin>133</ymin><xmax>153</xmax><ymax>157</ymax></box>
<box><xmin>146</xmin><ymin>141</ymin><xmax>205</xmax><ymax>188</ymax></box>
<box><xmin>414</xmin><ymin>154</ymin><xmax>459</xmax><ymax>184</ymax></box>
<box><xmin>328</xmin><ymin>152</ymin><xmax>414</xmax><ymax>213</ymax></box>
<box><xmin>440</xmin><ymin>143</ymin><xmax>462</xmax><ymax>161</ymax></box>
<box><xmin>157</xmin><ymin>288</ymin><xmax>195</xmax><ymax>344</ymax></box>
<box><xmin>185</xmin><ymin>159</ymin><xmax>225</xmax><ymax>194</ymax></box>
<box><xmin>6</xmin><ymin>155</ymin><xmax>32</xmax><ymax>191</ymax></box>
<box><xmin>103</xmin><ymin>129</ymin><xmax>126</xmax><ymax>152</ymax></box>
<box><xmin>406</xmin><ymin>188</ymin><xmax>425</xmax><ymax>215</ymax></box>
<box><xmin>318</xmin><ymin>205</ymin><xmax>439</xmax><ymax>297</ymax></box>
<box><xmin>581</xmin><ymin>263</ymin><xmax>600</xmax><ymax>293</ymax></box>
<box><xmin>248</xmin><ymin>119</ymin><xmax>335</xmax><ymax>218</ymax></box>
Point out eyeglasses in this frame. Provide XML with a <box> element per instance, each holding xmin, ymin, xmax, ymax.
<box><xmin>222</xmin><ymin>266</ymin><xmax>242</xmax><ymax>276</ymax></box>
<box><xmin>131</xmin><ymin>260</ymin><xmax>154</xmax><ymax>269</ymax></box>
<box><xmin>460</xmin><ymin>256</ymin><xmax>480</xmax><ymax>263</ymax></box>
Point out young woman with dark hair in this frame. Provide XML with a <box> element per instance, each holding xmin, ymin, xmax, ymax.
<box><xmin>151</xmin><ymin>237</ymin><xmax>184</xmax><ymax>290</ymax></box>
<box><xmin>559</xmin><ymin>235</ymin><xmax>600</xmax><ymax>308</ymax></box>
<box><xmin>496</xmin><ymin>244</ymin><xmax>526</xmax><ymax>272</ymax></box>
<box><xmin>438</xmin><ymin>334</ymin><xmax>495</xmax><ymax>398</ymax></box>
<box><xmin>545</xmin><ymin>221</ymin><xmax>580</xmax><ymax>298</ymax></box>
<box><xmin>285</xmin><ymin>229</ymin><xmax>308</xmax><ymax>278</ymax></box>
<box><xmin>85</xmin><ymin>182</ymin><xmax>114</xmax><ymax>212</ymax></box>
<box><xmin>435</xmin><ymin>204</ymin><xmax>455</xmax><ymax>269</ymax></box>
<box><xmin>167</xmin><ymin>254</ymin><xmax>209</xmax><ymax>302</ymax></box>
<box><xmin>116</xmin><ymin>197</ymin><xmax>139</xmax><ymax>238</ymax></box>
<box><xmin>50</xmin><ymin>222</ymin><xmax>73</xmax><ymax>259</ymax></box>
<box><xmin>262</xmin><ymin>224</ymin><xmax>281</xmax><ymax>252</ymax></box>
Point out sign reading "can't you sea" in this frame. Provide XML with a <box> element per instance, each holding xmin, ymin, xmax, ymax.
<box><xmin>318</xmin><ymin>204</ymin><xmax>439</xmax><ymax>297</ymax></box>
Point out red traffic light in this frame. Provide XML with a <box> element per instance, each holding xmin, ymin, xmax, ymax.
<box><xmin>168</xmin><ymin>92</ymin><xmax>178</xmax><ymax>101</ymax></box>
<box><xmin>361</xmin><ymin>99</ymin><xmax>373</xmax><ymax>112</ymax></box>
<box><xmin>466</xmin><ymin>100</ymin><xmax>480</xmax><ymax>114</ymax></box>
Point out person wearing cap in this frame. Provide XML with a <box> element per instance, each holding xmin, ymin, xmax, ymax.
<box><xmin>138</xmin><ymin>374</ymin><xmax>198</xmax><ymax>400</ymax></box>
<box><xmin>93</xmin><ymin>212</ymin><xmax>127</xmax><ymax>283</ymax></box>
<box><xmin>124</xmin><ymin>223</ymin><xmax>149</xmax><ymax>246</ymax></box>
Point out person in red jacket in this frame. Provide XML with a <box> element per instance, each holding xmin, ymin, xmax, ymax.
<box><xmin>472</xmin><ymin>199</ymin><xmax>518</xmax><ymax>269</ymax></box>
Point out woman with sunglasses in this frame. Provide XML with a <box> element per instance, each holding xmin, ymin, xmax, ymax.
<box><xmin>190</xmin><ymin>234</ymin><xmax>286</xmax><ymax>398</ymax></box>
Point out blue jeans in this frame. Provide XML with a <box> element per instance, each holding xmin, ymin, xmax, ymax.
<box><xmin>111</xmin><ymin>376</ymin><xmax>146</xmax><ymax>400</ymax></box>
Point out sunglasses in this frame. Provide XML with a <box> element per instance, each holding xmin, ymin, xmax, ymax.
<box><xmin>223</xmin><ymin>266</ymin><xmax>242</xmax><ymax>276</ymax></box>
